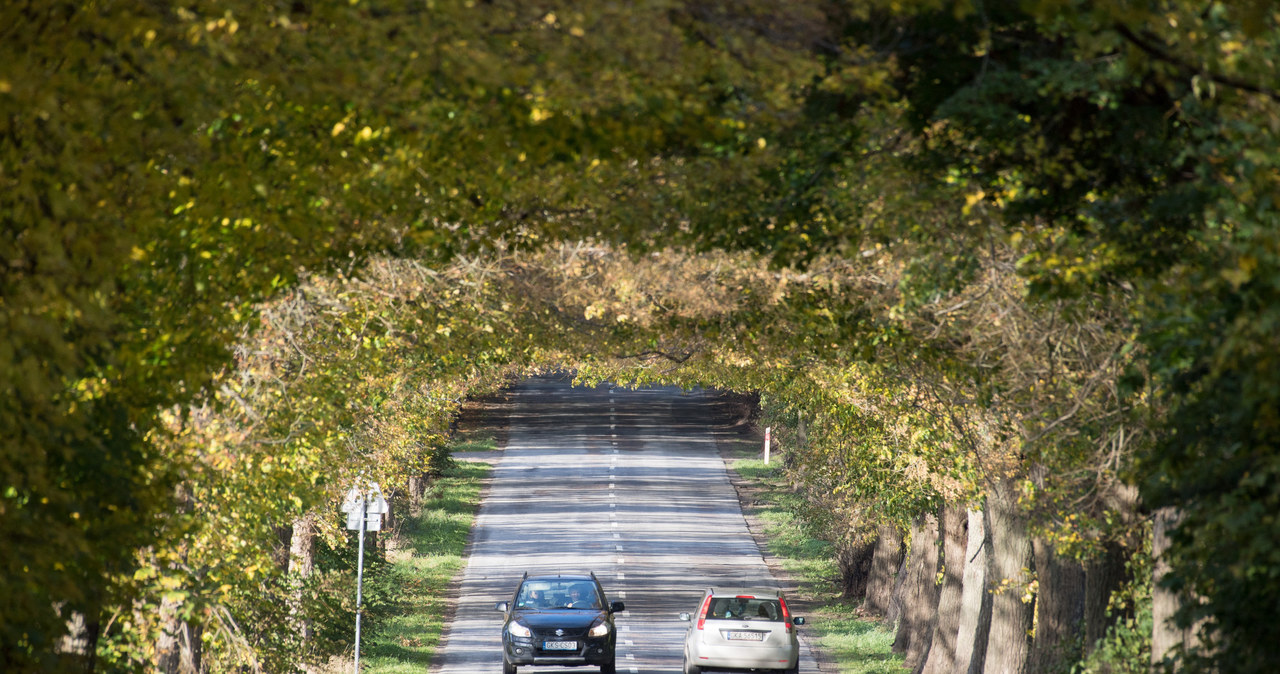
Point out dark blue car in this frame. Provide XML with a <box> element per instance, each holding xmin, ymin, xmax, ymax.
<box><xmin>496</xmin><ymin>572</ymin><xmax>625</xmax><ymax>674</ymax></box>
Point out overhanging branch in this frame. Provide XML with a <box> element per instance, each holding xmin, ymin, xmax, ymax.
<box><xmin>1114</xmin><ymin>23</ymin><xmax>1280</xmax><ymax>103</ymax></box>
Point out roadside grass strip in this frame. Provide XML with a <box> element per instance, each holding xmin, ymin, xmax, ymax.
<box><xmin>731</xmin><ymin>458</ymin><xmax>902</xmax><ymax>674</ymax></box>
<box><xmin>359</xmin><ymin>457</ymin><xmax>491</xmax><ymax>673</ymax></box>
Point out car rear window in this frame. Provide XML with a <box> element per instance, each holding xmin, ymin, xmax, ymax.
<box><xmin>707</xmin><ymin>597</ymin><xmax>781</xmax><ymax>621</ymax></box>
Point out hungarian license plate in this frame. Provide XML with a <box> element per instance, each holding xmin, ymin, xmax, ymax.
<box><xmin>543</xmin><ymin>640</ymin><xmax>577</xmax><ymax>651</ymax></box>
<box><xmin>726</xmin><ymin>631</ymin><xmax>765</xmax><ymax>641</ymax></box>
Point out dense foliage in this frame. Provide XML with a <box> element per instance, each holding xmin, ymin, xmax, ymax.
<box><xmin>4</xmin><ymin>0</ymin><xmax>1278</xmax><ymax>671</ymax></box>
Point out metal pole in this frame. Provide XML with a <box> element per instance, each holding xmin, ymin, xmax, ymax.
<box><xmin>354</xmin><ymin>497</ymin><xmax>367</xmax><ymax>674</ymax></box>
<box><xmin>764</xmin><ymin>426</ymin><xmax>771</xmax><ymax>465</ymax></box>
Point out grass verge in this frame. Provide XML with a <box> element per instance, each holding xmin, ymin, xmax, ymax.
<box><xmin>729</xmin><ymin>457</ymin><xmax>903</xmax><ymax>674</ymax></box>
<box><xmin>358</xmin><ymin>441</ymin><xmax>494</xmax><ymax>674</ymax></box>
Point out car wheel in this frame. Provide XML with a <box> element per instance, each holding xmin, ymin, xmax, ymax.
<box><xmin>682</xmin><ymin>655</ymin><xmax>700</xmax><ymax>674</ymax></box>
<box><xmin>600</xmin><ymin>661</ymin><xmax>616</xmax><ymax>674</ymax></box>
<box><xmin>502</xmin><ymin>657</ymin><xmax>517</xmax><ymax>674</ymax></box>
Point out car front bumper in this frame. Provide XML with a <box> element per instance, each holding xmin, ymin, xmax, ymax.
<box><xmin>504</xmin><ymin>635</ymin><xmax>614</xmax><ymax>666</ymax></box>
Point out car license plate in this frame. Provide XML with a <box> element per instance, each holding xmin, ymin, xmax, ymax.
<box><xmin>726</xmin><ymin>631</ymin><xmax>765</xmax><ymax>641</ymax></box>
<box><xmin>543</xmin><ymin>640</ymin><xmax>577</xmax><ymax>651</ymax></box>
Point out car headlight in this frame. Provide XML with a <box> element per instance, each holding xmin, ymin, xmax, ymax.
<box><xmin>508</xmin><ymin>621</ymin><xmax>532</xmax><ymax>638</ymax></box>
<box><xmin>588</xmin><ymin>621</ymin><xmax>611</xmax><ymax>637</ymax></box>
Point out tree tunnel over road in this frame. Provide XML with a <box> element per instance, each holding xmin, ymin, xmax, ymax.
<box><xmin>429</xmin><ymin>374</ymin><xmax>819</xmax><ymax>674</ymax></box>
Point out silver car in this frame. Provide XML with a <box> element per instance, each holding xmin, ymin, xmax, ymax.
<box><xmin>678</xmin><ymin>588</ymin><xmax>804</xmax><ymax>673</ymax></box>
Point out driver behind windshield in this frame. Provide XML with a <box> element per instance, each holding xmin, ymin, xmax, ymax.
<box><xmin>564</xmin><ymin>583</ymin><xmax>600</xmax><ymax>609</ymax></box>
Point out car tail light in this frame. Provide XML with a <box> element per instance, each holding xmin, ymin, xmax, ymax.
<box><xmin>780</xmin><ymin>598</ymin><xmax>793</xmax><ymax>632</ymax></box>
<box><xmin>695</xmin><ymin>595</ymin><xmax>713</xmax><ymax>630</ymax></box>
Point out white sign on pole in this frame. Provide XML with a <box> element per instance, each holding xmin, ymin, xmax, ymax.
<box><xmin>341</xmin><ymin>481</ymin><xmax>390</xmax><ymax>673</ymax></box>
<box><xmin>342</xmin><ymin>483</ymin><xmax>389</xmax><ymax>531</ymax></box>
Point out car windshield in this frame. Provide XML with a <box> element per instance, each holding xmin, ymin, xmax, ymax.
<box><xmin>517</xmin><ymin>580</ymin><xmax>603</xmax><ymax>609</ymax></box>
<box><xmin>707</xmin><ymin>597</ymin><xmax>782</xmax><ymax>621</ymax></box>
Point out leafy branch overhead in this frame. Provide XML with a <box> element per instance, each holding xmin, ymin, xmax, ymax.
<box><xmin>3</xmin><ymin>0</ymin><xmax>1278</xmax><ymax>672</ymax></box>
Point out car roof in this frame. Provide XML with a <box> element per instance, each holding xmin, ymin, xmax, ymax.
<box><xmin>705</xmin><ymin>588</ymin><xmax>783</xmax><ymax>599</ymax></box>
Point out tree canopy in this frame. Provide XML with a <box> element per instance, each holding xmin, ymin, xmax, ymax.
<box><xmin>4</xmin><ymin>0</ymin><xmax>1279</xmax><ymax>671</ymax></box>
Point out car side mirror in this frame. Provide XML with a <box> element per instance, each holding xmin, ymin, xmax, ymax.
<box><xmin>495</xmin><ymin>602</ymin><xmax>509</xmax><ymax>612</ymax></box>
<box><xmin>792</xmin><ymin>616</ymin><xmax>805</xmax><ymax>625</ymax></box>
<box><xmin>609</xmin><ymin>600</ymin><xmax>625</xmax><ymax>613</ymax></box>
<box><xmin>678</xmin><ymin>612</ymin><xmax>692</xmax><ymax>621</ymax></box>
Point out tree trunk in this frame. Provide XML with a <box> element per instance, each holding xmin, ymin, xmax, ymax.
<box><xmin>920</xmin><ymin>504</ymin><xmax>969</xmax><ymax>674</ymax></box>
<box><xmin>157</xmin><ymin>597</ymin><xmax>201</xmax><ymax>674</ymax></box>
<box><xmin>1151</xmin><ymin>507</ymin><xmax>1201</xmax><ymax>670</ymax></box>
<box><xmin>273</xmin><ymin>523</ymin><xmax>294</xmax><ymax>571</ymax></box>
<box><xmin>58</xmin><ymin>605</ymin><xmax>100</xmax><ymax>672</ymax></box>
<box><xmin>383</xmin><ymin>489</ymin><xmax>398</xmax><ymax>534</ymax></box>
<box><xmin>289</xmin><ymin>512</ymin><xmax>317</xmax><ymax>647</ymax></box>
<box><xmin>885</xmin><ymin>550</ymin><xmax>911</xmax><ymax>627</ymax></box>
<box><xmin>893</xmin><ymin>512</ymin><xmax>942</xmax><ymax>671</ymax></box>
<box><xmin>1084</xmin><ymin>541</ymin><xmax>1130</xmax><ymax>653</ymax></box>
<box><xmin>408</xmin><ymin>474</ymin><xmax>427</xmax><ymax>505</ymax></box>
<box><xmin>864</xmin><ymin>524</ymin><xmax>905</xmax><ymax>617</ymax></box>
<box><xmin>156</xmin><ymin>594</ymin><xmax>182</xmax><ymax>674</ymax></box>
<box><xmin>982</xmin><ymin>485</ymin><xmax>1033</xmax><ymax>674</ymax></box>
<box><xmin>1030</xmin><ymin>537</ymin><xmax>1086</xmax><ymax>672</ymax></box>
<box><xmin>76</xmin><ymin>595</ymin><xmax>102</xmax><ymax>673</ymax></box>
<box><xmin>836</xmin><ymin>535</ymin><xmax>877</xmax><ymax>601</ymax></box>
<box><xmin>954</xmin><ymin>508</ymin><xmax>991</xmax><ymax>674</ymax></box>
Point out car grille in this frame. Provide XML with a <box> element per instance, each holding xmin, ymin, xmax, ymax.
<box><xmin>531</xmin><ymin>626</ymin><xmax>588</xmax><ymax>640</ymax></box>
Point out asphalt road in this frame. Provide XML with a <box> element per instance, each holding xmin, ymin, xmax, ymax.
<box><xmin>430</xmin><ymin>374</ymin><xmax>819</xmax><ymax>674</ymax></box>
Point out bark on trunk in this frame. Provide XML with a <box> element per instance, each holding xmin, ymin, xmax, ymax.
<box><xmin>1030</xmin><ymin>537</ymin><xmax>1086</xmax><ymax>672</ymax></box>
<box><xmin>273</xmin><ymin>524</ymin><xmax>293</xmax><ymax>571</ymax></box>
<box><xmin>383</xmin><ymin>489</ymin><xmax>397</xmax><ymax>534</ymax></box>
<box><xmin>893</xmin><ymin>512</ymin><xmax>942</xmax><ymax>671</ymax></box>
<box><xmin>71</xmin><ymin>596</ymin><xmax>102</xmax><ymax>673</ymax></box>
<box><xmin>408</xmin><ymin>474</ymin><xmax>427</xmax><ymax>505</ymax></box>
<box><xmin>983</xmin><ymin>485</ymin><xmax>1033</xmax><ymax>674</ymax></box>
<box><xmin>953</xmin><ymin>508</ymin><xmax>991</xmax><ymax>674</ymax></box>
<box><xmin>864</xmin><ymin>524</ymin><xmax>905</xmax><ymax>617</ymax></box>
<box><xmin>157</xmin><ymin>597</ymin><xmax>201</xmax><ymax>674</ymax></box>
<box><xmin>58</xmin><ymin>605</ymin><xmax>100</xmax><ymax>671</ymax></box>
<box><xmin>920</xmin><ymin>505</ymin><xmax>969</xmax><ymax>674</ymax></box>
<box><xmin>157</xmin><ymin>595</ymin><xmax>182</xmax><ymax>674</ymax></box>
<box><xmin>289</xmin><ymin>512</ymin><xmax>317</xmax><ymax>647</ymax></box>
<box><xmin>1151</xmin><ymin>507</ymin><xmax>1201</xmax><ymax>669</ymax></box>
<box><xmin>885</xmin><ymin>551</ymin><xmax>911</xmax><ymax>626</ymax></box>
<box><xmin>1084</xmin><ymin>541</ymin><xmax>1130</xmax><ymax>652</ymax></box>
<box><xmin>837</xmin><ymin>536</ymin><xmax>878</xmax><ymax>601</ymax></box>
